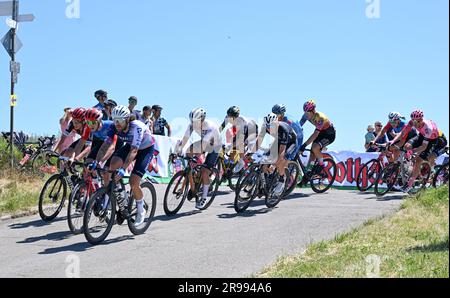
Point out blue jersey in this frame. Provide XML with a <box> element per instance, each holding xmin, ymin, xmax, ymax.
<box><xmin>90</xmin><ymin>121</ymin><xmax>114</xmax><ymax>142</ymax></box>
<box><xmin>282</xmin><ymin>116</ymin><xmax>304</xmax><ymax>141</ymax></box>
<box><xmin>106</xmin><ymin>120</ymin><xmax>155</xmax><ymax>150</ymax></box>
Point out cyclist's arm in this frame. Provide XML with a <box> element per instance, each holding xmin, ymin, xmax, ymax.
<box><xmin>373</xmin><ymin>127</ymin><xmax>388</xmax><ymax>144</ymax></box>
<box><xmin>302</xmin><ymin>130</ymin><xmax>321</xmax><ymax>149</ymax></box>
<box><xmin>123</xmin><ymin>147</ymin><xmax>139</xmax><ymax>170</ymax></box>
<box><xmin>54</xmin><ymin>135</ymin><xmax>67</xmax><ymax>153</ymax></box>
<box><xmin>73</xmin><ymin>139</ymin><xmax>87</xmax><ymax>160</ymax></box>
<box><xmin>255</xmin><ymin>126</ymin><xmax>267</xmax><ymax>151</ymax></box>
<box><xmin>299</xmin><ymin>114</ymin><xmax>308</xmax><ymax>127</ymax></box>
<box><xmin>76</xmin><ymin>144</ymin><xmax>91</xmax><ymax>161</ymax></box>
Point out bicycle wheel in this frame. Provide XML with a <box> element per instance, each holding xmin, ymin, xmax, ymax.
<box><xmin>418</xmin><ymin>162</ymin><xmax>432</xmax><ymax>190</ymax></box>
<box><xmin>83</xmin><ymin>188</ymin><xmax>116</xmax><ymax>245</ymax></box>
<box><xmin>374</xmin><ymin>164</ymin><xmax>400</xmax><ymax>197</ymax></box>
<box><xmin>195</xmin><ymin>166</ymin><xmax>221</xmax><ymax>211</ymax></box>
<box><xmin>284</xmin><ymin>161</ymin><xmax>301</xmax><ymax>197</ymax></box>
<box><xmin>356</xmin><ymin>159</ymin><xmax>382</xmax><ymax>192</ymax></box>
<box><xmin>234</xmin><ymin>170</ymin><xmax>259</xmax><ymax>213</ymax></box>
<box><xmin>433</xmin><ymin>164</ymin><xmax>449</xmax><ymax>188</ymax></box>
<box><xmin>266</xmin><ymin>169</ymin><xmax>289</xmax><ymax>208</ymax></box>
<box><xmin>32</xmin><ymin>150</ymin><xmax>59</xmax><ymax>175</ymax></box>
<box><xmin>163</xmin><ymin>171</ymin><xmax>188</xmax><ymax>216</ymax></box>
<box><xmin>310</xmin><ymin>158</ymin><xmax>337</xmax><ymax>194</ymax></box>
<box><xmin>67</xmin><ymin>181</ymin><xmax>88</xmax><ymax>235</ymax></box>
<box><xmin>128</xmin><ymin>181</ymin><xmax>157</xmax><ymax>235</ymax></box>
<box><xmin>38</xmin><ymin>174</ymin><xmax>68</xmax><ymax>222</ymax></box>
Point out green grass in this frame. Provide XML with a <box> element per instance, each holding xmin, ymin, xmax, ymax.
<box><xmin>0</xmin><ymin>137</ymin><xmax>23</xmax><ymax>170</ymax></box>
<box><xmin>0</xmin><ymin>180</ymin><xmax>41</xmax><ymax>216</ymax></box>
<box><xmin>258</xmin><ymin>186</ymin><xmax>449</xmax><ymax>278</ymax></box>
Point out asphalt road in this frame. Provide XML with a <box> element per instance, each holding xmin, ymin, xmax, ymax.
<box><xmin>0</xmin><ymin>185</ymin><xmax>404</xmax><ymax>278</ymax></box>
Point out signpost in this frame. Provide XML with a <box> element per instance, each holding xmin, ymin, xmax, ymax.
<box><xmin>0</xmin><ymin>0</ymin><xmax>34</xmax><ymax>167</ymax></box>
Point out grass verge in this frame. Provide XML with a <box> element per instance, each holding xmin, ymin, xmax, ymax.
<box><xmin>258</xmin><ymin>186</ymin><xmax>449</xmax><ymax>278</ymax></box>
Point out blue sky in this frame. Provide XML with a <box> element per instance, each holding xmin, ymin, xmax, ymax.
<box><xmin>0</xmin><ymin>0</ymin><xmax>448</xmax><ymax>151</ymax></box>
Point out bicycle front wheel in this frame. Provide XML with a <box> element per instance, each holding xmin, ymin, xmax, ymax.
<box><xmin>284</xmin><ymin>161</ymin><xmax>301</xmax><ymax>197</ymax></box>
<box><xmin>163</xmin><ymin>171</ymin><xmax>188</xmax><ymax>216</ymax></box>
<box><xmin>357</xmin><ymin>159</ymin><xmax>382</xmax><ymax>192</ymax></box>
<box><xmin>38</xmin><ymin>174</ymin><xmax>68</xmax><ymax>222</ymax></box>
<box><xmin>234</xmin><ymin>170</ymin><xmax>259</xmax><ymax>213</ymax></box>
<box><xmin>83</xmin><ymin>188</ymin><xmax>116</xmax><ymax>245</ymax></box>
<box><xmin>67</xmin><ymin>181</ymin><xmax>88</xmax><ymax>235</ymax></box>
<box><xmin>374</xmin><ymin>164</ymin><xmax>400</xmax><ymax>197</ymax></box>
<box><xmin>310</xmin><ymin>158</ymin><xmax>337</xmax><ymax>194</ymax></box>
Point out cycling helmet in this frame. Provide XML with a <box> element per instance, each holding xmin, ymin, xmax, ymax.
<box><xmin>272</xmin><ymin>104</ymin><xmax>286</xmax><ymax>115</ymax></box>
<box><xmin>411</xmin><ymin>110</ymin><xmax>424</xmax><ymax>120</ymax></box>
<box><xmin>189</xmin><ymin>108</ymin><xmax>207</xmax><ymax>122</ymax></box>
<box><xmin>104</xmin><ymin>99</ymin><xmax>118</xmax><ymax>108</ymax></box>
<box><xmin>303</xmin><ymin>100</ymin><xmax>316</xmax><ymax>112</ymax></box>
<box><xmin>94</xmin><ymin>90</ymin><xmax>108</xmax><ymax>98</ymax></box>
<box><xmin>264</xmin><ymin>113</ymin><xmax>278</xmax><ymax>126</ymax></box>
<box><xmin>388</xmin><ymin>112</ymin><xmax>405</xmax><ymax>122</ymax></box>
<box><xmin>112</xmin><ymin>105</ymin><xmax>131</xmax><ymax>120</ymax></box>
<box><xmin>72</xmin><ymin>108</ymin><xmax>86</xmax><ymax>121</ymax></box>
<box><xmin>85</xmin><ymin>108</ymin><xmax>103</xmax><ymax>122</ymax></box>
<box><xmin>227</xmin><ymin>106</ymin><xmax>240</xmax><ymax>118</ymax></box>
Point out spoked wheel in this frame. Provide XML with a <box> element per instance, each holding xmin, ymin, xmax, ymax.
<box><xmin>310</xmin><ymin>158</ymin><xmax>337</xmax><ymax>194</ymax></box>
<box><xmin>357</xmin><ymin>159</ymin><xmax>382</xmax><ymax>192</ymax></box>
<box><xmin>266</xmin><ymin>169</ymin><xmax>289</xmax><ymax>208</ymax></box>
<box><xmin>32</xmin><ymin>150</ymin><xmax>59</xmax><ymax>176</ymax></box>
<box><xmin>163</xmin><ymin>171</ymin><xmax>188</xmax><ymax>216</ymax></box>
<box><xmin>374</xmin><ymin>164</ymin><xmax>400</xmax><ymax>197</ymax></box>
<box><xmin>38</xmin><ymin>174</ymin><xmax>68</xmax><ymax>222</ymax></box>
<box><xmin>433</xmin><ymin>164</ymin><xmax>449</xmax><ymax>188</ymax></box>
<box><xmin>234</xmin><ymin>170</ymin><xmax>259</xmax><ymax>213</ymax></box>
<box><xmin>418</xmin><ymin>162</ymin><xmax>432</xmax><ymax>190</ymax></box>
<box><xmin>194</xmin><ymin>166</ymin><xmax>221</xmax><ymax>211</ymax></box>
<box><xmin>67</xmin><ymin>181</ymin><xmax>89</xmax><ymax>235</ymax></box>
<box><xmin>83</xmin><ymin>188</ymin><xmax>115</xmax><ymax>245</ymax></box>
<box><xmin>128</xmin><ymin>181</ymin><xmax>157</xmax><ymax>235</ymax></box>
<box><xmin>284</xmin><ymin>161</ymin><xmax>301</xmax><ymax>197</ymax></box>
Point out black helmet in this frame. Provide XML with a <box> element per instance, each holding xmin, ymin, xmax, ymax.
<box><xmin>227</xmin><ymin>106</ymin><xmax>240</xmax><ymax>118</ymax></box>
<box><xmin>104</xmin><ymin>99</ymin><xmax>118</xmax><ymax>108</ymax></box>
<box><xmin>95</xmin><ymin>90</ymin><xmax>108</xmax><ymax>98</ymax></box>
<box><xmin>152</xmin><ymin>105</ymin><xmax>163</xmax><ymax>111</ymax></box>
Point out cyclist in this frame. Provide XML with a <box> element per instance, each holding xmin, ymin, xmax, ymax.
<box><xmin>91</xmin><ymin>105</ymin><xmax>156</xmax><ymax>226</ymax></box>
<box><xmin>219</xmin><ymin>106</ymin><xmax>258</xmax><ymax>172</ymax></box>
<box><xmin>103</xmin><ymin>99</ymin><xmax>118</xmax><ymax>121</ymax></box>
<box><xmin>256</xmin><ymin>113</ymin><xmax>298</xmax><ymax>195</ymax></box>
<box><xmin>299</xmin><ymin>100</ymin><xmax>336</xmax><ymax>173</ymax></box>
<box><xmin>391</xmin><ymin>110</ymin><xmax>442</xmax><ymax>193</ymax></box>
<box><xmin>272</xmin><ymin>104</ymin><xmax>304</xmax><ymax>160</ymax></box>
<box><xmin>55</xmin><ymin>108</ymin><xmax>92</xmax><ymax>160</ymax></box>
<box><xmin>371</xmin><ymin>112</ymin><xmax>418</xmax><ymax>162</ymax></box>
<box><xmin>175</xmin><ymin>108</ymin><xmax>222</xmax><ymax>209</ymax></box>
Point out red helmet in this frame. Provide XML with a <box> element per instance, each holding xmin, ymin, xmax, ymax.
<box><xmin>72</xmin><ymin>108</ymin><xmax>86</xmax><ymax>121</ymax></box>
<box><xmin>85</xmin><ymin>108</ymin><xmax>103</xmax><ymax>122</ymax></box>
<box><xmin>303</xmin><ymin>100</ymin><xmax>316</xmax><ymax>112</ymax></box>
<box><xmin>411</xmin><ymin>110</ymin><xmax>424</xmax><ymax>120</ymax></box>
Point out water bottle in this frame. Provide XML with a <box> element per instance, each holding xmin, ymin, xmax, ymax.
<box><xmin>114</xmin><ymin>185</ymin><xmax>129</xmax><ymax>218</ymax></box>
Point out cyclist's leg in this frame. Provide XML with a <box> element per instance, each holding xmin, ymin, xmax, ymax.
<box><xmin>130</xmin><ymin>145</ymin><xmax>155</xmax><ymax>201</ymax></box>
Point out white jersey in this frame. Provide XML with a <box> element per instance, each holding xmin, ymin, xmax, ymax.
<box><xmin>184</xmin><ymin>119</ymin><xmax>222</xmax><ymax>152</ymax></box>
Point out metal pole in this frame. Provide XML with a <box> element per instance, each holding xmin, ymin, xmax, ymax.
<box><xmin>9</xmin><ymin>0</ymin><xmax>18</xmax><ymax>168</ymax></box>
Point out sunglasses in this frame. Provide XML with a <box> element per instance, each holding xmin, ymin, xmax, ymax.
<box><xmin>86</xmin><ymin>120</ymin><xmax>99</xmax><ymax>126</ymax></box>
<box><xmin>114</xmin><ymin>119</ymin><xmax>127</xmax><ymax>126</ymax></box>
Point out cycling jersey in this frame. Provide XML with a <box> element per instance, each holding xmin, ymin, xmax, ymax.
<box><xmin>281</xmin><ymin>116</ymin><xmax>304</xmax><ymax>144</ymax></box>
<box><xmin>300</xmin><ymin>111</ymin><xmax>333</xmax><ymax>131</ymax></box>
<box><xmin>220</xmin><ymin>116</ymin><xmax>258</xmax><ymax>139</ymax></box>
<box><xmin>90</xmin><ymin>121</ymin><xmax>115</xmax><ymax>142</ymax></box>
<box><xmin>261</xmin><ymin>122</ymin><xmax>297</xmax><ymax>147</ymax></box>
<box><xmin>184</xmin><ymin>119</ymin><xmax>222</xmax><ymax>152</ymax></box>
<box><xmin>106</xmin><ymin>120</ymin><xmax>155</xmax><ymax>150</ymax></box>
<box><xmin>63</xmin><ymin>121</ymin><xmax>92</xmax><ymax>146</ymax></box>
<box><xmin>404</xmin><ymin>119</ymin><xmax>440</xmax><ymax>141</ymax></box>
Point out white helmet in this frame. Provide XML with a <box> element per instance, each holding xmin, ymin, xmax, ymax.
<box><xmin>264</xmin><ymin>113</ymin><xmax>278</xmax><ymax>126</ymax></box>
<box><xmin>189</xmin><ymin>108</ymin><xmax>206</xmax><ymax>122</ymax></box>
<box><xmin>112</xmin><ymin>105</ymin><xmax>131</xmax><ymax>120</ymax></box>
<box><xmin>388</xmin><ymin>111</ymin><xmax>405</xmax><ymax>122</ymax></box>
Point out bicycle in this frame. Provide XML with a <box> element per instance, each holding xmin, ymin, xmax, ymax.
<box><xmin>67</xmin><ymin>164</ymin><xmax>105</xmax><ymax>235</ymax></box>
<box><xmin>374</xmin><ymin>145</ymin><xmax>431</xmax><ymax>197</ymax></box>
<box><xmin>432</xmin><ymin>147</ymin><xmax>449</xmax><ymax>188</ymax></box>
<box><xmin>356</xmin><ymin>145</ymin><xmax>391</xmax><ymax>192</ymax></box>
<box><xmin>215</xmin><ymin>147</ymin><xmax>249</xmax><ymax>191</ymax></box>
<box><xmin>295</xmin><ymin>149</ymin><xmax>337</xmax><ymax>194</ymax></box>
<box><xmin>234</xmin><ymin>157</ymin><xmax>290</xmax><ymax>213</ymax></box>
<box><xmin>38</xmin><ymin>155</ymin><xmax>84</xmax><ymax>222</ymax></box>
<box><xmin>83</xmin><ymin>168</ymin><xmax>157</xmax><ymax>245</ymax></box>
<box><xmin>163</xmin><ymin>154</ymin><xmax>220</xmax><ymax>216</ymax></box>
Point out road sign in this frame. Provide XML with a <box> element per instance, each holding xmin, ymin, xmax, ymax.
<box><xmin>17</xmin><ymin>13</ymin><xmax>34</xmax><ymax>22</ymax></box>
<box><xmin>1</xmin><ymin>28</ymin><xmax>22</xmax><ymax>58</ymax></box>
<box><xmin>10</xmin><ymin>60</ymin><xmax>20</xmax><ymax>73</ymax></box>
<box><xmin>10</xmin><ymin>94</ymin><xmax>17</xmax><ymax>107</ymax></box>
<box><xmin>0</xmin><ymin>1</ymin><xmax>13</xmax><ymax>16</ymax></box>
